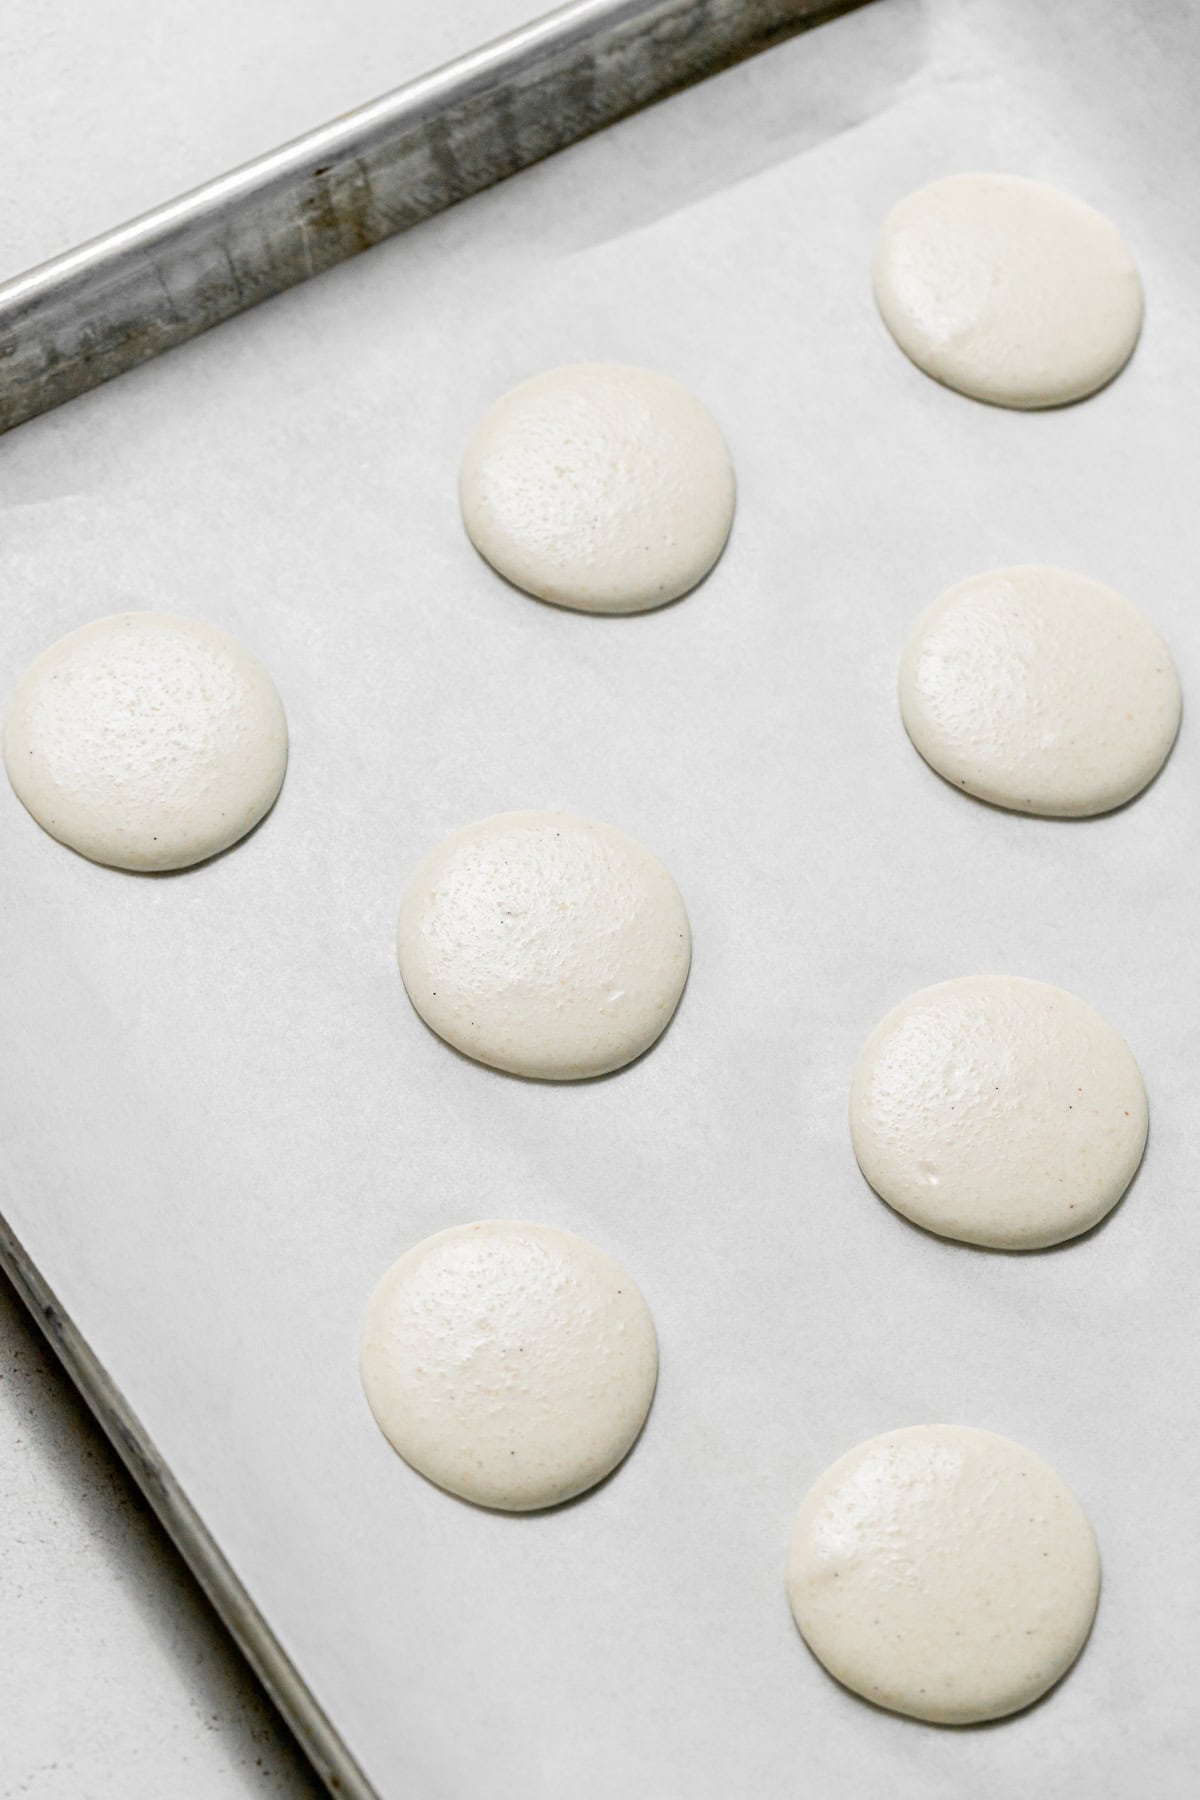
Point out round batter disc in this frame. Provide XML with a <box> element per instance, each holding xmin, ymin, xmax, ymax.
<box><xmin>396</xmin><ymin>809</ymin><xmax>691</xmax><ymax>1079</ymax></box>
<box><xmin>850</xmin><ymin>974</ymin><xmax>1147</xmax><ymax>1249</ymax></box>
<box><xmin>359</xmin><ymin>1220</ymin><xmax>658</xmax><ymax>1511</ymax></box>
<box><xmin>3</xmin><ymin>612</ymin><xmax>288</xmax><ymax>871</ymax></box>
<box><xmin>899</xmin><ymin>566</ymin><xmax>1180</xmax><ymax>817</ymax></box>
<box><xmin>786</xmin><ymin>1424</ymin><xmax>1101</xmax><ymax>1724</ymax></box>
<box><xmin>873</xmin><ymin>173</ymin><xmax>1142</xmax><ymax>407</ymax></box>
<box><xmin>459</xmin><ymin>363</ymin><xmax>735</xmax><ymax>613</ymax></box>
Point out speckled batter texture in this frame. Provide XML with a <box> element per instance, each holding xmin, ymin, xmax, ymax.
<box><xmin>850</xmin><ymin>975</ymin><xmax>1147</xmax><ymax>1249</ymax></box>
<box><xmin>873</xmin><ymin>173</ymin><xmax>1142</xmax><ymax>408</ymax></box>
<box><xmin>3</xmin><ymin>612</ymin><xmax>288</xmax><ymax>871</ymax></box>
<box><xmin>459</xmin><ymin>363</ymin><xmax>735</xmax><ymax>613</ymax></box>
<box><xmin>899</xmin><ymin>566</ymin><xmax>1181</xmax><ymax>817</ymax></box>
<box><xmin>787</xmin><ymin>1425</ymin><xmax>1100</xmax><ymax>1725</ymax></box>
<box><xmin>359</xmin><ymin>1221</ymin><xmax>658</xmax><ymax>1511</ymax></box>
<box><xmin>396</xmin><ymin>809</ymin><xmax>691</xmax><ymax>1079</ymax></box>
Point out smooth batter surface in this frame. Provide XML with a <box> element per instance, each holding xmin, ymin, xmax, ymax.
<box><xmin>900</xmin><ymin>566</ymin><xmax>1181</xmax><ymax>817</ymax></box>
<box><xmin>3</xmin><ymin>612</ymin><xmax>288</xmax><ymax>871</ymax></box>
<box><xmin>359</xmin><ymin>1221</ymin><xmax>658</xmax><ymax>1511</ymax></box>
<box><xmin>850</xmin><ymin>975</ymin><xmax>1147</xmax><ymax>1249</ymax></box>
<box><xmin>459</xmin><ymin>363</ymin><xmax>735</xmax><ymax>613</ymax></box>
<box><xmin>873</xmin><ymin>173</ymin><xmax>1143</xmax><ymax>407</ymax></box>
<box><xmin>397</xmin><ymin>809</ymin><xmax>691</xmax><ymax>1079</ymax></box>
<box><xmin>787</xmin><ymin>1425</ymin><xmax>1100</xmax><ymax>1724</ymax></box>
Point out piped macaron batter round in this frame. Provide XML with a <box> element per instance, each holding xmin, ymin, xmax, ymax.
<box><xmin>459</xmin><ymin>363</ymin><xmax>735</xmax><ymax>613</ymax></box>
<box><xmin>850</xmin><ymin>975</ymin><xmax>1147</xmax><ymax>1249</ymax></box>
<box><xmin>899</xmin><ymin>565</ymin><xmax>1180</xmax><ymax>817</ymax></box>
<box><xmin>3</xmin><ymin>611</ymin><xmax>288</xmax><ymax>871</ymax></box>
<box><xmin>397</xmin><ymin>809</ymin><xmax>691</xmax><ymax>1079</ymax></box>
<box><xmin>359</xmin><ymin>1220</ymin><xmax>658</xmax><ymax>1510</ymax></box>
<box><xmin>786</xmin><ymin>1424</ymin><xmax>1101</xmax><ymax>1723</ymax></box>
<box><xmin>873</xmin><ymin>173</ymin><xmax>1143</xmax><ymax>407</ymax></box>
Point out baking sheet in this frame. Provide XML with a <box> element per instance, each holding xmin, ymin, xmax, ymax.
<box><xmin>2</xmin><ymin>1</ymin><xmax>1198</xmax><ymax>1795</ymax></box>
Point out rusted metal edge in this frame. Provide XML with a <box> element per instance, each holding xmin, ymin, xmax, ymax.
<box><xmin>0</xmin><ymin>0</ymin><xmax>859</xmax><ymax>433</ymax></box>
<box><xmin>0</xmin><ymin>1214</ymin><xmax>378</xmax><ymax>1800</ymax></box>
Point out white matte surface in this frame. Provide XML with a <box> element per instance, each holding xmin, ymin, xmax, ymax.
<box><xmin>459</xmin><ymin>364</ymin><xmax>735</xmax><ymax>612</ymax></box>
<box><xmin>360</xmin><ymin>1221</ymin><xmax>658</xmax><ymax>1509</ymax></box>
<box><xmin>873</xmin><ymin>173</ymin><xmax>1143</xmax><ymax>407</ymax></box>
<box><xmin>2</xmin><ymin>3</ymin><xmax>1199</xmax><ymax>1798</ymax></box>
<box><xmin>786</xmin><ymin>1424</ymin><xmax>1100</xmax><ymax>1724</ymax></box>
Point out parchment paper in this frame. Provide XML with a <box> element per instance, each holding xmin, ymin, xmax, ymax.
<box><xmin>2</xmin><ymin>2</ymin><xmax>1198</xmax><ymax>1795</ymax></box>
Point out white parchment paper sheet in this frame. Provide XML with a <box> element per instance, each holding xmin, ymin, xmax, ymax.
<box><xmin>2</xmin><ymin>3</ymin><xmax>1198</xmax><ymax>1795</ymax></box>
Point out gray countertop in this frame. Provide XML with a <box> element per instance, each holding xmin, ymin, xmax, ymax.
<box><xmin>0</xmin><ymin>1271</ymin><xmax>318</xmax><ymax>1799</ymax></box>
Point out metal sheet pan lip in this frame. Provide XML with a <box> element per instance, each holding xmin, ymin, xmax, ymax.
<box><xmin>0</xmin><ymin>1212</ymin><xmax>379</xmax><ymax>1800</ymax></box>
<box><xmin>0</xmin><ymin>0</ymin><xmax>635</xmax><ymax>309</ymax></box>
<box><xmin>0</xmin><ymin>0</ymin><xmax>852</xmax><ymax>432</ymax></box>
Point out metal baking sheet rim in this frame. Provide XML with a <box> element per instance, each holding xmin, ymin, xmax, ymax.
<box><xmin>0</xmin><ymin>1216</ymin><xmax>374</xmax><ymax>1799</ymax></box>
<box><xmin>0</xmin><ymin>0</ymin><xmax>861</xmax><ymax>433</ymax></box>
